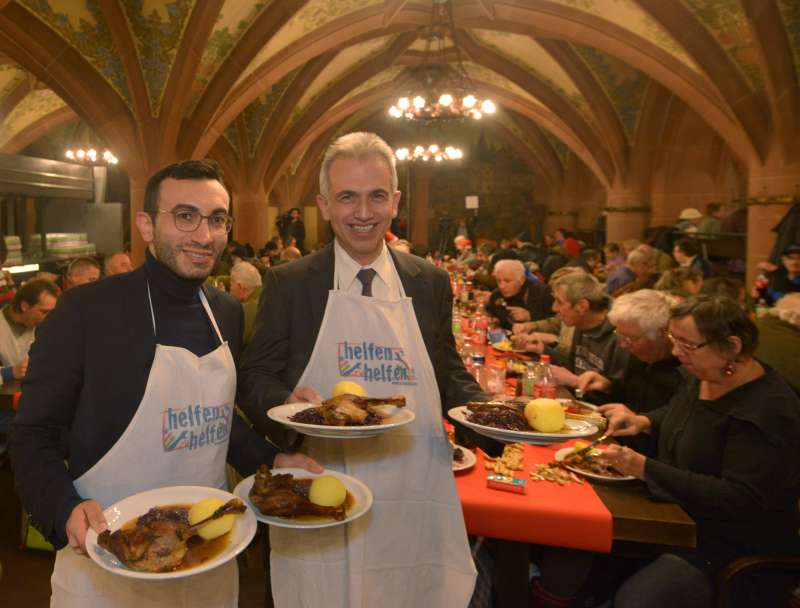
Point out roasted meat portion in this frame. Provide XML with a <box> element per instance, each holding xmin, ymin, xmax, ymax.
<box><xmin>465</xmin><ymin>401</ymin><xmax>528</xmax><ymax>431</ymax></box>
<box><xmin>97</xmin><ymin>498</ymin><xmax>245</xmax><ymax>572</ymax></box>
<box><xmin>249</xmin><ymin>465</ymin><xmax>346</xmax><ymax>520</ymax></box>
<box><xmin>290</xmin><ymin>393</ymin><xmax>406</xmax><ymax>426</ymax></box>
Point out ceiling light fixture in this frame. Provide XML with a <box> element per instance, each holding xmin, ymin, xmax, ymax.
<box><xmin>388</xmin><ymin>0</ymin><xmax>495</xmax><ymax>122</ymax></box>
<box><xmin>395</xmin><ymin>144</ymin><xmax>464</xmax><ymax>162</ymax></box>
<box><xmin>65</xmin><ymin>148</ymin><xmax>118</xmax><ymax>165</ymax></box>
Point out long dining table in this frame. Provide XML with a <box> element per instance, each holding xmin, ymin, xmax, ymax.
<box><xmin>450</xmin><ymin>362</ymin><xmax>696</xmax><ymax>606</ymax></box>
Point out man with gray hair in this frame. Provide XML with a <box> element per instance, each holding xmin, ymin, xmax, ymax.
<box><xmin>576</xmin><ymin>289</ymin><xmax>682</xmax><ymax>413</ymax></box>
<box><xmin>605</xmin><ymin>248</ymin><xmax>653</xmax><ymax>295</ymax></box>
<box><xmin>486</xmin><ymin>258</ymin><xmax>553</xmax><ymax>330</ymax></box>
<box><xmin>239</xmin><ymin>131</ymin><xmax>485</xmax><ymax>608</ymax></box>
<box><xmin>517</xmin><ymin>272</ymin><xmax>629</xmax><ymax>397</ymax></box>
<box><xmin>229</xmin><ymin>261</ymin><xmax>262</xmax><ymax>344</ymax></box>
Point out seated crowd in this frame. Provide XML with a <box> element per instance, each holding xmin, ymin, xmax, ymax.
<box><xmin>1</xmin><ymin>194</ymin><xmax>799</xmax><ymax>608</ymax></box>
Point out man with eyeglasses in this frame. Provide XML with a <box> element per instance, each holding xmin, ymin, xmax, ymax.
<box><xmin>11</xmin><ymin>159</ymin><xmax>320</xmax><ymax>608</ymax></box>
<box><xmin>575</xmin><ymin>290</ymin><xmax>682</xmax><ymax>414</ymax></box>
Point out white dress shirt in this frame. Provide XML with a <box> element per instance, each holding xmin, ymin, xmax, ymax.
<box><xmin>333</xmin><ymin>239</ymin><xmax>401</xmax><ymax>300</ymax></box>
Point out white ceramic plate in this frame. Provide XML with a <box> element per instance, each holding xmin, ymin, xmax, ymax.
<box><xmin>85</xmin><ymin>485</ymin><xmax>257</xmax><ymax>580</ymax></box>
<box><xmin>448</xmin><ymin>406</ymin><xmax>597</xmax><ymax>444</ymax></box>
<box><xmin>451</xmin><ymin>444</ymin><xmax>476</xmax><ymax>472</ymax></box>
<box><xmin>554</xmin><ymin>447</ymin><xmax>636</xmax><ymax>482</ymax></box>
<box><xmin>234</xmin><ymin>468</ymin><xmax>373</xmax><ymax>529</ymax></box>
<box><xmin>268</xmin><ymin>403</ymin><xmax>415</xmax><ymax>439</ymax></box>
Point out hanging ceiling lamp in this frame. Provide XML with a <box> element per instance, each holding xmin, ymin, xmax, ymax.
<box><xmin>394</xmin><ymin>144</ymin><xmax>464</xmax><ymax>162</ymax></box>
<box><xmin>63</xmin><ymin>122</ymin><xmax>118</xmax><ymax>165</ymax></box>
<box><xmin>388</xmin><ymin>0</ymin><xmax>496</xmax><ymax>123</ymax></box>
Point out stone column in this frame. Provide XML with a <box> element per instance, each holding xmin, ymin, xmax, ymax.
<box><xmin>545</xmin><ymin>210</ymin><xmax>578</xmax><ymax>235</ymax></box>
<box><xmin>746</xmin><ymin>158</ymin><xmax>800</xmax><ymax>288</ymax></box>
<box><xmin>408</xmin><ymin>164</ymin><xmax>430</xmax><ymax>248</ymax></box>
<box><xmin>233</xmin><ymin>186</ymin><xmax>269</xmax><ymax>248</ymax></box>
<box><xmin>129</xmin><ymin>172</ymin><xmax>147</xmax><ymax>266</ymax></box>
<box><xmin>604</xmin><ymin>205</ymin><xmax>650</xmax><ymax>244</ymax></box>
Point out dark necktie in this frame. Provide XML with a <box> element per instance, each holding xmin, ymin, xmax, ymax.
<box><xmin>357</xmin><ymin>268</ymin><xmax>377</xmax><ymax>297</ymax></box>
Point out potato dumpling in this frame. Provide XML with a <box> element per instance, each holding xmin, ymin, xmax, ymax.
<box><xmin>524</xmin><ymin>398</ymin><xmax>565</xmax><ymax>433</ymax></box>
<box><xmin>308</xmin><ymin>476</ymin><xmax>347</xmax><ymax>507</ymax></box>
<box><xmin>332</xmin><ymin>381</ymin><xmax>366</xmax><ymax>398</ymax></box>
<box><xmin>189</xmin><ymin>498</ymin><xmax>236</xmax><ymax>540</ymax></box>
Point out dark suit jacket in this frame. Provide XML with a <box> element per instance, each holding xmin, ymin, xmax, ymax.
<box><xmin>10</xmin><ymin>265</ymin><xmax>276</xmax><ymax>548</ymax></box>
<box><xmin>238</xmin><ymin>244</ymin><xmax>486</xmax><ymax>447</ymax></box>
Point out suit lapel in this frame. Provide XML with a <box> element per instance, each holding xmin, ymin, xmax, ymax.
<box><xmin>306</xmin><ymin>245</ymin><xmax>335</xmax><ymax>336</ymax></box>
<box><xmin>125</xmin><ymin>268</ymin><xmax>158</xmax><ymax>367</ymax></box>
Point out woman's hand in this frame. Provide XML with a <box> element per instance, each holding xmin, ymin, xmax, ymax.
<box><xmin>274</xmin><ymin>452</ymin><xmax>324</xmax><ymax>473</ymax></box>
<box><xmin>596</xmin><ymin>444</ymin><xmax>646</xmax><ymax>479</ymax></box>
<box><xmin>597</xmin><ymin>403</ymin><xmax>651</xmax><ymax>436</ymax></box>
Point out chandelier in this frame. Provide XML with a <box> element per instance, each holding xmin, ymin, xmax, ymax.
<box><xmin>65</xmin><ymin>148</ymin><xmax>118</xmax><ymax>165</ymax></box>
<box><xmin>395</xmin><ymin>144</ymin><xmax>464</xmax><ymax>162</ymax></box>
<box><xmin>388</xmin><ymin>0</ymin><xmax>496</xmax><ymax>122</ymax></box>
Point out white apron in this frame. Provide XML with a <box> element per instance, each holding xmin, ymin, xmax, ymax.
<box><xmin>270</xmin><ymin>260</ymin><xmax>477</xmax><ymax>608</ymax></box>
<box><xmin>51</xmin><ymin>289</ymin><xmax>238</xmax><ymax>608</ymax></box>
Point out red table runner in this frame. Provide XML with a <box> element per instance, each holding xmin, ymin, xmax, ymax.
<box><xmin>455</xmin><ymin>442</ymin><xmax>613</xmax><ymax>552</ymax></box>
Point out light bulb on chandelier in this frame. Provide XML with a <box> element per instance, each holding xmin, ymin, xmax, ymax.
<box><xmin>394</xmin><ymin>145</ymin><xmax>464</xmax><ymax>162</ymax></box>
<box><xmin>65</xmin><ymin>148</ymin><xmax>118</xmax><ymax>165</ymax></box>
<box><xmin>388</xmin><ymin>92</ymin><xmax>495</xmax><ymax>121</ymax></box>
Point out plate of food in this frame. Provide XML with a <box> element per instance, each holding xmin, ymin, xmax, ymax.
<box><xmin>558</xmin><ymin>398</ymin><xmax>607</xmax><ymax>429</ymax></box>
<box><xmin>490</xmin><ymin>341</ymin><xmax>527</xmax><ymax>354</ymax></box>
<box><xmin>85</xmin><ymin>485</ymin><xmax>257</xmax><ymax>580</ymax></box>
<box><xmin>451</xmin><ymin>444</ymin><xmax>476</xmax><ymax>472</ymax></box>
<box><xmin>268</xmin><ymin>394</ymin><xmax>415</xmax><ymax>439</ymax></box>
<box><xmin>234</xmin><ymin>465</ymin><xmax>373</xmax><ymax>529</ymax></box>
<box><xmin>555</xmin><ymin>445</ymin><xmax>635</xmax><ymax>482</ymax></box>
<box><xmin>448</xmin><ymin>399</ymin><xmax>598</xmax><ymax>444</ymax></box>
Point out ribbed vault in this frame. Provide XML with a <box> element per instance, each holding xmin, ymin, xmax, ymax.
<box><xmin>0</xmin><ymin>0</ymin><xmax>798</xmax><ymax>263</ymax></box>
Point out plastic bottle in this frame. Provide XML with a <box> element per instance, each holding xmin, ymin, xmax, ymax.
<box><xmin>534</xmin><ymin>354</ymin><xmax>557</xmax><ymax>398</ymax></box>
<box><xmin>521</xmin><ymin>362</ymin><xmax>538</xmax><ymax>396</ymax></box>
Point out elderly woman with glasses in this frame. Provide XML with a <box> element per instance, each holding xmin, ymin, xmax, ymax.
<box><xmin>595</xmin><ymin>295</ymin><xmax>800</xmax><ymax>608</ymax></box>
<box><xmin>575</xmin><ymin>290</ymin><xmax>682</xmax><ymax>413</ymax></box>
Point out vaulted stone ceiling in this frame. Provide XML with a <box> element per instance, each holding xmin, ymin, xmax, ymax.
<box><xmin>0</xmin><ymin>0</ymin><xmax>798</xmax><ymax>249</ymax></box>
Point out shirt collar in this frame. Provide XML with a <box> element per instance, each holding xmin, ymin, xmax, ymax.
<box><xmin>333</xmin><ymin>239</ymin><xmax>392</xmax><ymax>291</ymax></box>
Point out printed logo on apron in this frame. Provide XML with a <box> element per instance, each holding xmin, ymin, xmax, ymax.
<box><xmin>162</xmin><ymin>403</ymin><xmax>233</xmax><ymax>452</ymax></box>
<box><xmin>337</xmin><ymin>340</ymin><xmax>417</xmax><ymax>385</ymax></box>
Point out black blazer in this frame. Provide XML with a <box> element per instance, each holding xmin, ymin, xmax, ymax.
<box><xmin>10</xmin><ymin>266</ymin><xmax>276</xmax><ymax>548</ymax></box>
<box><xmin>238</xmin><ymin>244</ymin><xmax>486</xmax><ymax>446</ymax></box>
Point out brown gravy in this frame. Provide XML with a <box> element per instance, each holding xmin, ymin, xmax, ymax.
<box><xmin>118</xmin><ymin>503</ymin><xmax>231</xmax><ymax>572</ymax></box>
<box><xmin>285</xmin><ymin>490</ymin><xmax>355</xmax><ymax>523</ymax></box>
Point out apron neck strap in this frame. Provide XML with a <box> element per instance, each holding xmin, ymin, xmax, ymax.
<box><xmin>146</xmin><ymin>281</ymin><xmax>225</xmax><ymax>344</ymax></box>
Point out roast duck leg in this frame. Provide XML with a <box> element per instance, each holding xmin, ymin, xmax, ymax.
<box><xmin>318</xmin><ymin>394</ymin><xmax>406</xmax><ymax>426</ymax></box>
<box><xmin>248</xmin><ymin>464</ymin><xmax>346</xmax><ymax>520</ymax></box>
<box><xmin>97</xmin><ymin>498</ymin><xmax>245</xmax><ymax>572</ymax></box>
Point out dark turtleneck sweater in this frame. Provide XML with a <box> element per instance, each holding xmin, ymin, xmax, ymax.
<box><xmin>143</xmin><ymin>248</ymin><xmax>219</xmax><ymax>357</ymax></box>
<box><xmin>11</xmin><ymin>252</ymin><xmax>278</xmax><ymax>549</ymax></box>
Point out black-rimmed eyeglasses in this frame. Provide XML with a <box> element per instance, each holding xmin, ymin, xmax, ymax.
<box><xmin>157</xmin><ymin>209</ymin><xmax>233</xmax><ymax>234</ymax></box>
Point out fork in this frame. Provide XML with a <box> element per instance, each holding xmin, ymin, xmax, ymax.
<box><xmin>572</xmin><ymin>433</ymin><xmax>609</xmax><ymax>457</ymax></box>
